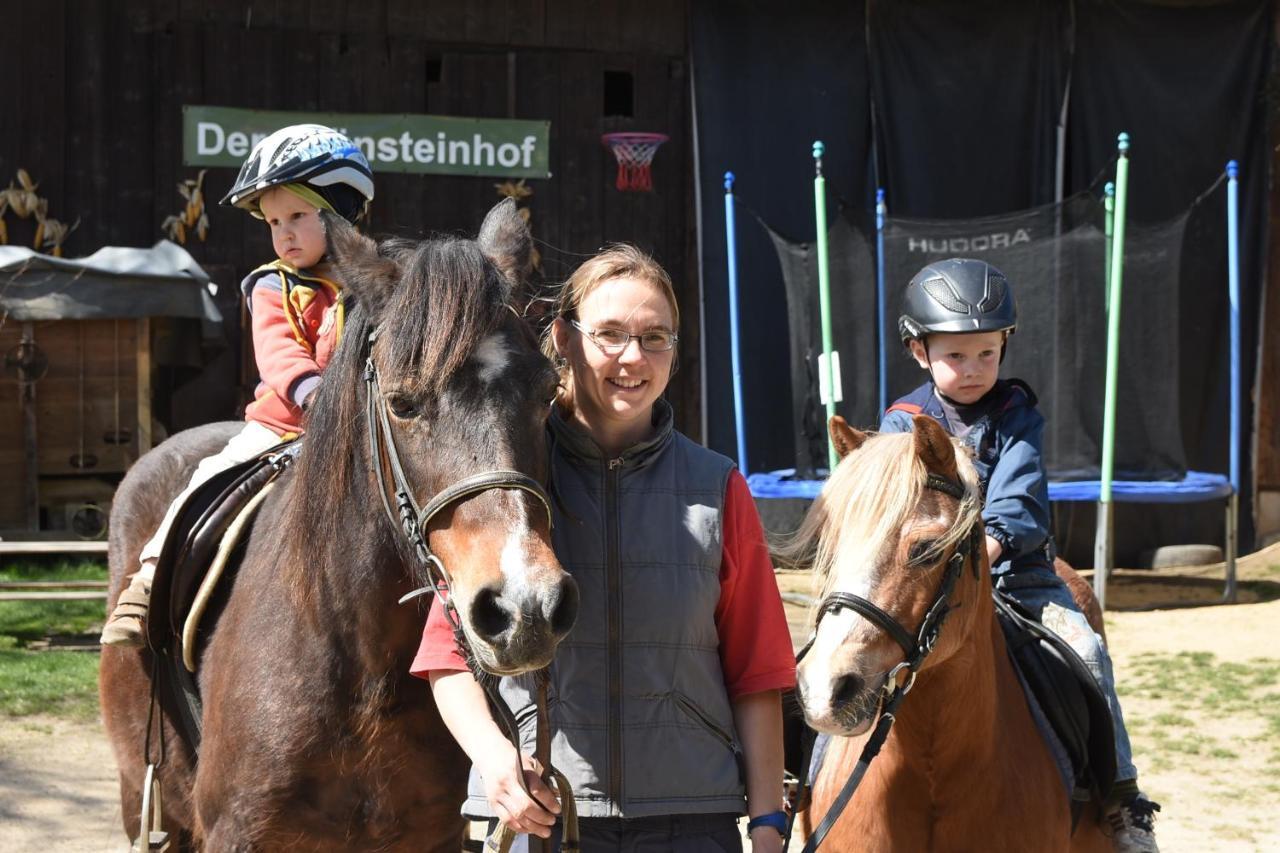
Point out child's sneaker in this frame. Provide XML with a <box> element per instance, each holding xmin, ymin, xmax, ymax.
<box><xmin>99</xmin><ymin>572</ymin><xmax>152</xmax><ymax>647</ymax></box>
<box><xmin>1107</xmin><ymin>794</ymin><xmax>1160</xmax><ymax>853</ymax></box>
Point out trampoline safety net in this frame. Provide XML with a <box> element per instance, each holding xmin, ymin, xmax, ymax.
<box><xmin>770</xmin><ymin>176</ymin><xmax>1192</xmax><ymax>483</ymax></box>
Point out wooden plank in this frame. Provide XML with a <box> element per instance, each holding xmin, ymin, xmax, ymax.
<box><xmin>0</xmin><ymin>581</ymin><xmax>109</xmax><ymax>590</ymax></box>
<box><xmin>0</xmin><ymin>591</ymin><xmax>108</xmax><ymax>602</ymax></box>
<box><xmin>20</xmin><ymin>323</ymin><xmax>39</xmax><ymax>531</ymax></box>
<box><xmin>0</xmin><ymin>540</ymin><xmax>109</xmax><ymax>555</ymax></box>
<box><xmin>137</xmin><ymin>318</ymin><xmax>152</xmax><ymax>455</ymax></box>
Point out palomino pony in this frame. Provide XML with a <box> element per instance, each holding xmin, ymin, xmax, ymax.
<box><xmin>788</xmin><ymin>415</ymin><xmax>1110</xmax><ymax>852</ymax></box>
<box><xmin>99</xmin><ymin>200</ymin><xmax>578</xmax><ymax>851</ymax></box>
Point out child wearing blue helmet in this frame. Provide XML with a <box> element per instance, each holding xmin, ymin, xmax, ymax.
<box><xmin>882</xmin><ymin>258</ymin><xmax>1159</xmax><ymax>853</ymax></box>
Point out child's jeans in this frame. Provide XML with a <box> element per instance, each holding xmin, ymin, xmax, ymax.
<box><xmin>993</xmin><ymin>563</ymin><xmax>1137</xmax><ymax>781</ymax></box>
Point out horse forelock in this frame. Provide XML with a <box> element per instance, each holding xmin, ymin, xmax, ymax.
<box><xmin>374</xmin><ymin>237</ymin><xmax>507</xmax><ymax>398</ymax></box>
<box><xmin>785</xmin><ymin>432</ymin><xmax>982</xmax><ymax>603</ymax></box>
<box><xmin>277</xmin><ymin>234</ymin><xmax>511</xmax><ymax>603</ymax></box>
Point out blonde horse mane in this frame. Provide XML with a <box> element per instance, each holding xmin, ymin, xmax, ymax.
<box><xmin>775</xmin><ymin>431</ymin><xmax>983</xmax><ymax>601</ymax></box>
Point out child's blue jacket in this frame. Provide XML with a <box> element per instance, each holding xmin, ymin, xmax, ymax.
<box><xmin>879</xmin><ymin>379</ymin><xmax>1055</xmax><ymax>575</ymax></box>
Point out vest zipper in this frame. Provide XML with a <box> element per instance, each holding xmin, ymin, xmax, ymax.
<box><xmin>673</xmin><ymin>691</ymin><xmax>746</xmax><ymax>783</ymax></box>
<box><xmin>605</xmin><ymin>455</ymin><xmax>623</xmax><ymax>806</ymax></box>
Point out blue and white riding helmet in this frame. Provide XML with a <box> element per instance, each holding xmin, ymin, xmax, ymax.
<box><xmin>220</xmin><ymin>124</ymin><xmax>374</xmax><ymax>224</ymax></box>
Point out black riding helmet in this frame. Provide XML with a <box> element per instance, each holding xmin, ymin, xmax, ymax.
<box><xmin>898</xmin><ymin>258</ymin><xmax>1017</xmax><ymax>351</ymax></box>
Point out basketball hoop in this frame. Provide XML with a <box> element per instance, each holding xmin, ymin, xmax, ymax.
<box><xmin>601</xmin><ymin>132</ymin><xmax>669</xmax><ymax>192</ymax></box>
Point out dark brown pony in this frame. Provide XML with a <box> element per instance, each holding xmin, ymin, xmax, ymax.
<box><xmin>787</xmin><ymin>416</ymin><xmax>1110</xmax><ymax>852</ymax></box>
<box><xmin>99</xmin><ymin>200</ymin><xmax>577</xmax><ymax>851</ymax></box>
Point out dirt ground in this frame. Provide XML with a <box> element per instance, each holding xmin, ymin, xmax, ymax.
<box><xmin>3</xmin><ymin>548</ymin><xmax>1279</xmax><ymax>851</ymax></box>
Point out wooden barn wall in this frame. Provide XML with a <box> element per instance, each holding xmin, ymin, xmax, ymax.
<box><xmin>0</xmin><ymin>0</ymin><xmax>698</xmax><ymax>438</ymax></box>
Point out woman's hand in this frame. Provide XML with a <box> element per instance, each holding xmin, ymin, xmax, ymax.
<box><xmin>748</xmin><ymin>824</ymin><xmax>785</xmax><ymax>853</ymax></box>
<box><xmin>476</xmin><ymin>744</ymin><xmax>561</xmax><ymax>838</ymax></box>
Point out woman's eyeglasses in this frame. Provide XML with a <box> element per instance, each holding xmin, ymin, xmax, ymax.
<box><xmin>570</xmin><ymin>320</ymin><xmax>678</xmax><ymax>353</ymax></box>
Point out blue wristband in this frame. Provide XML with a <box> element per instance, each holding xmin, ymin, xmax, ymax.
<box><xmin>747</xmin><ymin>810</ymin><xmax>788</xmax><ymax>837</ymax></box>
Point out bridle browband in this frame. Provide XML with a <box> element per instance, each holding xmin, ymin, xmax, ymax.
<box><xmin>792</xmin><ymin>470</ymin><xmax>983</xmax><ymax>853</ymax></box>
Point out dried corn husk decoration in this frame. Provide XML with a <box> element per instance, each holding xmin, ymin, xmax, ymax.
<box><xmin>163</xmin><ymin>169</ymin><xmax>209</xmax><ymax>245</ymax></box>
<box><xmin>38</xmin><ymin>215</ymin><xmax>79</xmax><ymax>257</ymax></box>
<box><xmin>0</xmin><ymin>169</ymin><xmax>74</xmax><ymax>255</ymax></box>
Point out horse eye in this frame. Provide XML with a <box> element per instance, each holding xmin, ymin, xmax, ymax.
<box><xmin>908</xmin><ymin>540</ymin><xmax>939</xmax><ymax>567</ymax></box>
<box><xmin>386</xmin><ymin>393</ymin><xmax>418</xmax><ymax>419</ymax></box>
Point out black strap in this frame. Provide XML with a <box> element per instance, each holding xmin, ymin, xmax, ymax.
<box><xmin>799</xmin><ymin>689</ymin><xmax>906</xmax><ymax>853</ymax></box>
<box><xmin>818</xmin><ymin>593</ymin><xmax>916</xmax><ymax>657</ymax></box>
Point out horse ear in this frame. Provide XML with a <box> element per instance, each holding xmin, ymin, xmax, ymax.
<box><xmin>322</xmin><ymin>212</ymin><xmax>398</xmax><ymax>317</ymax></box>
<box><xmin>829</xmin><ymin>415</ymin><xmax>868</xmax><ymax>459</ymax></box>
<box><xmin>477</xmin><ymin>198</ymin><xmax>534</xmax><ymax>291</ymax></box>
<box><xmin>912</xmin><ymin>414</ymin><xmax>958</xmax><ymax>480</ymax></box>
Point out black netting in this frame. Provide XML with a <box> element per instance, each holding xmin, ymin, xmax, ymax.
<box><xmin>768</xmin><ymin>172</ymin><xmax>1208</xmax><ymax>483</ymax></box>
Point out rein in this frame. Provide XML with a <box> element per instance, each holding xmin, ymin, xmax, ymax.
<box><xmin>362</xmin><ymin>335</ymin><xmax>578</xmax><ymax>852</ymax></box>
<box><xmin>791</xmin><ymin>472</ymin><xmax>982</xmax><ymax>853</ymax></box>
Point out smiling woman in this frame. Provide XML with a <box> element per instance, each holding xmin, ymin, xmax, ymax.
<box><xmin>413</xmin><ymin>245</ymin><xmax>797</xmax><ymax>852</ymax></box>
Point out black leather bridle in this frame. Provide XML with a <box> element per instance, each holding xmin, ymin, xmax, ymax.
<box><xmin>792</xmin><ymin>471</ymin><xmax>983</xmax><ymax>853</ymax></box>
<box><xmin>362</xmin><ymin>341</ymin><xmax>553</xmax><ymax>620</ymax></box>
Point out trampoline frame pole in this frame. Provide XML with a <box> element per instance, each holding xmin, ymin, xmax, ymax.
<box><xmin>876</xmin><ymin>188</ymin><xmax>888</xmax><ymax>416</ymax></box>
<box><xmin>1226</xmin><ymin>160</ymin><xmax>1241</xmax><ymax>602</ymax></box>
<box><xmin>1094</xmin><ymin>133</ymin><xmax>1130</xmax><ymax>608</ymax></box>
<box><xmin>724</xmin><ymin>172</ymin><xmax>749</xmax><ymax>476</ymax></box>
<box><xmin>813</xmin><ymin>141</ymin><xmax>837</xmax><ymax>472</ymax></box>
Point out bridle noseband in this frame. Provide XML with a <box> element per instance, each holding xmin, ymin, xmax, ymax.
<box><xmin>793</xmin><ymin>470</ymin><xmax>983</xmax><ymax>853</ymax></box>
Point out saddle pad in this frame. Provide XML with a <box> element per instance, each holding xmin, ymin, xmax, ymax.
<box><xmin>146</xmin><ymin>440</ymin><xmax>299</xmax><ymax>653</ymax></box>
<box><xmin>995</xmin><ymin>591</ymin><xmax>1116</xmax><ymax>806</ymax></box>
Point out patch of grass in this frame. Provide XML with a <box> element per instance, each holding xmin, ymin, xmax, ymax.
<box><xmin>0</xmin><ymin>648</ymin><xmax>100</xmax><ymax>720</ymax></box>
<box><xmin>0</xmin><ymin>557</ymin><xmax>108</xmax><ymax>581</ymax></box>
<box><xmin>1151</xmin><ymin>712</ymin><xmax>1194</xmax><ymax>727</ymax></box>
<box><xmin>1209</xmin><ymin>747</ymin><xmax>1240</xmax><ymax>760</ymax></box>
<box><xmin>0</xmin><ymin>558</ymin><xmax>108</xmax><ymax>646</ymax></box>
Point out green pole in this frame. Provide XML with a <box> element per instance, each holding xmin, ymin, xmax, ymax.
<box><xmin>813</xmin><ymin>141</ymin><xmax>838</xmax><ymax>472</ymax></box>
<box><xmin>1094</xmin><ymin>133</ymin><xmax>1130</xmax><ymax>606</ymax></box>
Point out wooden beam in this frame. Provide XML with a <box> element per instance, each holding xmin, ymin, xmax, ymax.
<box><xmin>0</xmin><ymin>590</ymin><xmax>107</xmax><ymax>602</ymax></box>
<box><xmin>20</xmin><ymin>322</ymin><xmax>38</xmax><ymax>531</ymax></box>
<box><xmin>0</xmin><ymin>540</ymin><xmax>109</xmax><ymax>555</ymax></box>
<box><xmin>136</xmin><ymin>317</ymin><xmax>152</xmax><ymax>455</ymax></box>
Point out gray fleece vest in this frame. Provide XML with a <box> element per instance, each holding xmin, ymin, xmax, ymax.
<box><xmin>464</xmin><ymin>402</ymin><xmax>743</xmax><ymax>819</ymax></box>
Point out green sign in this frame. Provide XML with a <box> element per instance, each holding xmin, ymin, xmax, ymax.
<box><xmin>183</xmin><ymin>105</ymin><xmax>551</xmax><ymax>178</ymax></box>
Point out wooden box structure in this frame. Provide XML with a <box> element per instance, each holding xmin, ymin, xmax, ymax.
<box><xmin>0</xmin><ymin>242</ymin><xmax>221</xmax><ymax>538</ymax></box>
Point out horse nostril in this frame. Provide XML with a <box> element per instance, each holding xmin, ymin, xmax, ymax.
<box><xmin>545</xmin><ymin>576</ymin><xmax>579</xmax><ymax>637</ymax></box>
<box><xmin>831</xmin><ymin>673</ymin><xmax>865</xmax><ymax>708</ymax></box>
<box><xmin>469</xmin><ymin>585</ymin><xmax>513</xmax><ymax>641</ymax></box>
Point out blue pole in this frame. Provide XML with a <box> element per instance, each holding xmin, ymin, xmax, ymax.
<box><xmin>724</xmin><ymin>171</ymin><xmax>748</xmax><ymax>476</ymax></box>
<box><xmin>1226</xmin><ymin>160</ymin><xmax>1241</xmax><ymax>495</ymax></box>
<box><xmin>876</xmin><ymin>188</ymin><xmax>888</xmax><ymax>416</ymax></box>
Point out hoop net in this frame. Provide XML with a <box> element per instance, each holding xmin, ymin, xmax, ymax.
<box><xmin>602</xmin><ymin>132</ymin><xmax>669</xmax><ymax>192</ymax></box>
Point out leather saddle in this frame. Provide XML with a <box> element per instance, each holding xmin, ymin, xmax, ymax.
<box><xmin>143</xmin><ymin>440</ymin><xmax>301</xmax><ymax>751</ymax></box>
<box><xmin>994</xmin><ymin>589</ymin><xmax>1117</xmax><ymax>813</ymax></box>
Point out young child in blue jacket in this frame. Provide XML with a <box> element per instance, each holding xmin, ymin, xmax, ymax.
<box><xmin>880</xmin><ymin>258</ymin><xmax>1159</xmax><ymax>853</ymax></box>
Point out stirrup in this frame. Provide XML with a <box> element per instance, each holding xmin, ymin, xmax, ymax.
<box><xmin>131</xmin><ymin>764</ymin><xmax>171</xmax><ymax>853</ymax></box>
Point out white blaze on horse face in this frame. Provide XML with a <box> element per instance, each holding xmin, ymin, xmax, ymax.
<box><xmin>473</xmin><ymin>333</ymin><xmax>514</xmax><ymax>384</ymax></box>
